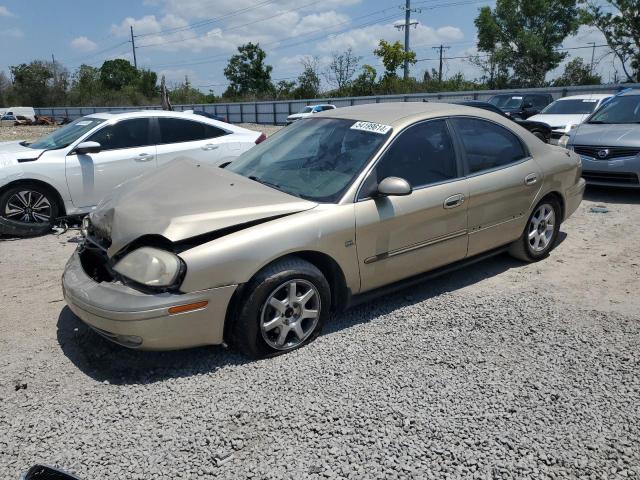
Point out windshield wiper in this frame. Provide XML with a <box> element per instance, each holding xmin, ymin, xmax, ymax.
<box><xmin>248</xmin><ymin>175</ymin><xmax>281</xmax><ymax>190</ymax></box>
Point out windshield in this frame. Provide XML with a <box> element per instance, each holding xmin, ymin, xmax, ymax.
<box><xmin>300</xmin><ymin>107</ymin><xmax>314</xmax><ymax>113</ymax></box>
<box><xmin>489</xmin><ymin>95</ymin><xmax>523</xmax><ymax>109</ymax></box>
<box><xmin>227</xmin><ymin>118</ymin><xmax>391</xmax><ymax>202</ymax></box>
<box><xmin>588</xmin><ymin>95</ymin><xmax>640</xmax><ymax>124</ymax></box>
<box><xmin>541</xmin><ymin>99</ymin><xmax>601</xmax><ymax>115</ymax></box>
<box><xmin>28</xmin><ymin>117</ymin><xmax>105</xmax><ymax>150</ymax></box>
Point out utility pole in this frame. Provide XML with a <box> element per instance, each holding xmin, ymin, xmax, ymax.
<box><xmin>432</xmin><ymin>44</ymin><xmax>450</xmax><ymax>82</ymax></box>
<box><xmin>588</xmin><ymin>42</ymin><xmax>596</xmax><ymax>76</ymax></box>
<box><xmin>51</xmin><ymin>54</ymin><xmax>56</xmax><ymax>83</ymax></box>
<box><xmin>130</xmin><ymin>25</ymin><xmax>138</xmax><ymax>69</ymax></box>
<box><xmin>394</xmin><ymin>0</ymin><xmax>419</xmax><ymax>80</ymax></box>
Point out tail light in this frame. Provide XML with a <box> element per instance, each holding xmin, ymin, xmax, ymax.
<box><xmin>255</xmin><ymin>132</ymin><xmax>267</xmax><ymax>144</ymax></box>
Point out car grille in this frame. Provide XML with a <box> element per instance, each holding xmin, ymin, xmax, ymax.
<box><xmin>574</xmin><ymin>145</ymin><xmax>640</xmax><ymax>160</ymax></box>
<box><xmin>582</xmin><ymin>171</ymin><xmax>639</xmax><ymax>185</ymax></box>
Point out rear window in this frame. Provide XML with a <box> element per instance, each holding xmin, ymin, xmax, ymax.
<box><xmin>158</xmin><ymin>118</ymin><xmax>227</xmax><ymax>144</ymax></box>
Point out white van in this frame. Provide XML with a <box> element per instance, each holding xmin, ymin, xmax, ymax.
<box><xmin>1</xmin><ymin>106</ymin><xmax>36</xmax><ymax>122</ymax></box>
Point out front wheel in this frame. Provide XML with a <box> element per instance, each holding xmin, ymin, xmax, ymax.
<box><xmin>508</xmin><ymin>198</ymin><xmax>561</xmax><ymax>262</ymax></box>
<box><xmin>229</xmin><ymin>257</ymin><xmax>331</xmax><ymax>358</ymax></box>
<box><xmin>0</xmin><ymin>183</ymin><xmax>59</xmax><ymax>236</ymax></box>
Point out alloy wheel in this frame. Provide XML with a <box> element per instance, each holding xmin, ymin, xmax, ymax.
<box><xmin>4</xmin><ymin>190</ymin><xmax>52</xmax><ymax>223</ymax></box>
<box><xmin>260</xmin><ymin>279</ymin><xmax>321</xmax><ymax>351</ymax></box>
<box><xmin>528</xmin><ymin>203</ymin><xmax>555</xmax><ymax>253</ymax></box>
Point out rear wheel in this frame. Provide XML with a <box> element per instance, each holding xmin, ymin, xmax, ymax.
<box><xmin>508</xmin><ymin>198</ymin><xmax>561</xmax><ymax>262</ymax></box>
<box><xmin>0</xmin><ymin>183</ymin><xmax>59</xmax><ymax>236</ymax></box>
<box><xmin>229</xmin><ymin>257</ymin><xmax>331</xmax><ymax>358</ymax></box>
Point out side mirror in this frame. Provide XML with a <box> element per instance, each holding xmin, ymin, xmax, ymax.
<box><xmin>376</xmin><ymin>176</ymin><xmax>412</xmax><ymax>197</ymax></box>
<box><xmin>73</xmin><ymin>141</ymin><xmax>101</xmax><ymax>155</ymax></box>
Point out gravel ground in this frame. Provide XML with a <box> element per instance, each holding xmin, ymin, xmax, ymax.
<box><xmin>1</xmin><ymin>125</ymin><xmax>639</xmax><ymax>479</ymax></box>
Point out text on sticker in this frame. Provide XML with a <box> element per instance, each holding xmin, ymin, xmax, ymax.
<box><xmin>351</xmin><ymin>121</ymin><xmax>392</xmax><ymax>135</ymax></box>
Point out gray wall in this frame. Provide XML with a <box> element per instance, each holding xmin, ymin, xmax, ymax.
<box><xmin>35</xmin><ymin>83</ymin><xmax>639</xmax><ymax>125</ymax></box>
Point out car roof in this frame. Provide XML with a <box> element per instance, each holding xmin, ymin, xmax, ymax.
<box><xmin>315</xmin><ymin>102</ymin><xmax>504</xmax><ymax>128</ymax></box>
<box><xmin>618</xmin><ymin>89</ymin><xmax>640</xmax><ymax>97</ymax></box>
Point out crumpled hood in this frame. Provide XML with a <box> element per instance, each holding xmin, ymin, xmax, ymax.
<box><xmin>570</xmin><ymin>123</ymin><xmax>640</xmax><ymax>146</ymax></box>
<box><xmin>528</xmin><ymin>113</ymin><xmax>590</xmax><ymax>129</ymax></box>
<box><xmin>0</xmin><ymin>140</ymin><xmax>45</xmax><ymax>168</ymax></box>
<box><xmin>90</xmin><ymin>157</ymin><xmax>318</xmax><ymax>257</ymax></box>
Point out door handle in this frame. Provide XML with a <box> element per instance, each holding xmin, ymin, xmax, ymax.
<box><xmin>134</xmin><ymin>153</ymin><xmax>154</xmax><ymax>162</ymax></box>
<box><xmin>444</xmin><ymin>194</ymin><xmax>465</xmax><ymax>209</ymax></box>
<box><xmin>201</xmin><ymin>144</ymin><xmax>219</xmax><ymax>151</ymax></box>
<box><xmin>524</xmin><ymin>173</ymin><xmax>538</xmax><ymax>185</ymax></box>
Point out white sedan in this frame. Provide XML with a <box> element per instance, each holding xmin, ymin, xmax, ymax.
<box><xmin>0</xmin><ymin>110</ymin><xmax>265</xmax><ymax>235</ymax></box>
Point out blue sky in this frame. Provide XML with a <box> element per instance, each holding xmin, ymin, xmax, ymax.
<box><xmin>0</xmin><ymin>0</ymin><xmax>614</xmax><ymax>94</ymax></box>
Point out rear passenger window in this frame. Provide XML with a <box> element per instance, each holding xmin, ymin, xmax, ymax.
<box><xmin>360</xmin><ymin>119</ymin><xmax>458</xmax><ymax>197</ymax></box>
<box><xmin>88</xmin><ymin>118</ymin><xmax>151</xmax><ymax>150</ymax></box>
<box><xmin>451</xmin><ymin>118</ymin><xmax>527</xmax><ymax>174</ymax></box>
<box><xmin>158</xmin><ymin>118</ymin><xmax>226</xmax><ymax>144</ymax></box>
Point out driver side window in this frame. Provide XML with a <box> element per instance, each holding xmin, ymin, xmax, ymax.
<box><xmin>87</xmin><ymin>118</ymin><xmax>152</xmax><ymax>151</ymax></box>
<box><xmin>359</xmin><ymin>119</ymin><xmax>459</xmax><ymax>199</ymax></box>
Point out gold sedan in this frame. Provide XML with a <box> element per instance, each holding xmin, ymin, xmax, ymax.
<box><xmin>62</xmin><ymin>103</ymin><xmax>585</xmax><ymax>357</ymax></box>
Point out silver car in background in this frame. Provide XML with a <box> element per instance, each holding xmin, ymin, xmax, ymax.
<box><xmin>562</xmin><ymin>89</ymin><xmax>640</xmax><ymax>188</ymax></box>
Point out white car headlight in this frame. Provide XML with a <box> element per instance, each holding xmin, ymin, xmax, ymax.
<box><xmin>113</xmin><ymin>247</ymin><xmax>182</xmax><ymax>287</ymax></box>
<box><xmin>566</xmin><ymin>123</ymin><xmax>578</xmax><ymax>132</ymax></box>
<box><xmin>558</xmin><ymin>135</ymin><xmax>570</xmax><ymax>148</ymax></box>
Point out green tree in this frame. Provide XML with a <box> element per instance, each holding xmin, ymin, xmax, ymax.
<box><xmin>580</xmin><ymin>0</ymin><xmax>640</xmax><ymax>82</ymax></box>
<box><xmin>294</xmin><ymin>57</ymin><xmax>321</xmax><ymax>99</ymax></box>
<box><xmin>9</xmin><ymin>61</ymin><xmax>53</xmax><ymax>106</ymax></box>
<box><xmin>553</xmin><ymin>58</ymin><xmax>602</xmax><ymax>86</ymax></box>
<box><xmin>351</xmin><ymin>64</ymin><xmax>378</xmax><ymax>96</ymax></box>
<box><xmin>0</xmin><ymin>71</ymin><xmax>9</xmax><ymax>107</ymax></box>
<box><xmin>274</xmin><ymin>80</ymin><xmax>296</xmax><ymax>99</ymax></box>
<box><xmin>373</xmin><ymin>40</ymin><xmax>416</xmax><ymax>79</ymax></box>
<box><xmin>475</xmin><ymin>0</ymin><xmax>580</xmax><ymax>87</ymax></box>
<box><xmin>67</xmin><ymin>65</ymin><xmax>102</xmax><ymax>105</ymax></box>
<box><xmin>137</xmin><ymin>69</ymin><xmax>158</xmax><ymax>98</ymax></box>
<box><xmin>223</xmin><ymin>42</ymin><xmax>273</xmax><ymax>98</ymax></box>
<box><xmin>99</xmin><ymin>59</ymin><xmax>139</xmax><ymax>91</ymax></box>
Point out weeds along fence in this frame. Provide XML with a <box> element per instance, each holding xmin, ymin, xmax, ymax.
<box><xmin>35</xmin><ymin>83</ymin><xmax>639</xmax><ymax>126</ymax></box>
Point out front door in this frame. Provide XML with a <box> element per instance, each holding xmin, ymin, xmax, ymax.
<box><xmin>450</xmin><ymin>117</ymin><xmax>542</xmax><ymax>257</ymax></box>
<box><xmin>65</xmin><ymin>118</ymin><xmax>156</xmax><ymax>208</ymax></box>
<box><xmin>355</xmin><ymin>119</ymin><xmax>469</xmax><ymax>292</ymax></box>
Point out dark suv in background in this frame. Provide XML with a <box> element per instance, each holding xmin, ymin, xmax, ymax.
<box><xmin>488</xmin><ymin>93</ymin><xmax>554</xmax><ymax>119</ymax></box>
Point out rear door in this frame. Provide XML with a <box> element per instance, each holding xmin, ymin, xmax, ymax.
<box><xmin>65</xmin><ymin>117</ymin><xmax>156</xmax><ymax>208</ymax></box>
<box><xmin>354</xmin><ymin>119</ymin><xmax>469</xmax><ymax>292</ymax></box>
<box><xmin>450</xmin><ymin>117</ymin><xmax>541</xmax><ymax>257</ymax></box>
<box><xmin>155</xmin><ymin>117</ymin><xmax>233</xmax><ymax>166</ymax></box>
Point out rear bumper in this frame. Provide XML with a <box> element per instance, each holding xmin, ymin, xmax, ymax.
<box><xmin>565</xmin><ymin>178</ymin><xmax>586</xmax><ymax>221</ymax></box>
<box><xmin>62</xmin><ymin>251</ymin><xmax>237</xmax><ymax>350</ymax></box>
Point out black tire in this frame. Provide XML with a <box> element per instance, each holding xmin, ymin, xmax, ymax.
<box><xmin>229</xmin><ymin>256</ymin><xmax>331</xmax><ymax>358</ymax></box>
<box><xmin>508</xmin><ymin>197</ymin><xmax>561</xmax><ymax>262</ymax></box>
<box><xmin>0</xmin><ymin>182</ymin><xmax>59</xmax><ymax>237</ymax></box>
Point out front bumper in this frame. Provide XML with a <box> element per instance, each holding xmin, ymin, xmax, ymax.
<box><xmin>578</xmin><ymin>154</ymin><xmax>640</xmax><ymax>188</ymax></box>
<box><xmin>62</xmin><ymin>251</ymin><xmax>237</xmax><ymax>350</ymax></box>
<box><xmin>565</xmin><ymin>178</ymin><xmax>586</xmax><ymax>221</ymax></box>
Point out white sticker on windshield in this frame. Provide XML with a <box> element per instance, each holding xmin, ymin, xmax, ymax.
<box><xmin>582</xmin><ymin>99</ymin><xmax>598</xmax><ymax>102</ymax></box>
<box><xmin>351</xmin><ymin>121</ymin><xmax>392</xmax><ymax>135</ymax></box>
<box><xmin>512</xmin><ymin>96</ymin><xmax>523</xmax><ymax>99</ymax></box>
<box><xmin>76</xmin><ymin>121</ymin><xmax>92</xmax><ymax>126</ymax></box>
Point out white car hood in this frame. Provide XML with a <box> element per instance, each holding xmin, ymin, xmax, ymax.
<box><xmin>527</xmin><ymin>113</ymin><xmax>591</xmax><ymax>130</ymax></box>
<box><xmin>0</xmin><ymin>140</ymin><xmax>45</xmax><ymax>168</ymax></box>
<box><xmin>287</xmin><ymin>113</ymin><xmax>311</xmax><ymax>120</ymax></box>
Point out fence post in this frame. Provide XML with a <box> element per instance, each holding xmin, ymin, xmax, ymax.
<box><xmin>254</xmin><ymin>102</ymin><xmax>258</xmax><ymax>124</ymax></box>
<box><xmin>272</xmin><ymin>102</ymin><xmax>277</xmax><ymax>125</ymax></box>
<box><xmin>287</xmin><ymin>102</ymin><xmax>291</xmax><ymax>116</ymax></box>
<box><xmin>240</xmin><ymin>104</ymin><xmax>244</xmax><ymax>123</ymax></box>
<box><xmin>375</xmin><ymin>97</ymin><xmax>380</xmax><ymax>103</ymax></box>
<box><xmin>225</xmin><ymin>104</ymin><xmax>229</xmax><ymax>122</ymax></box>
<box><xmin>213</xmin><ymin>104</ymin><xmax>217</xmax><ymax>116</ymax></box>
<box><xmin>350</xmin><ymin>98</ymin><xmax>354</xmax><ymax>106</ymax></box>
